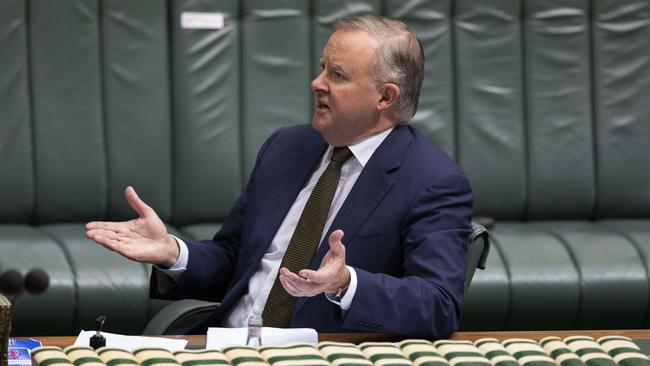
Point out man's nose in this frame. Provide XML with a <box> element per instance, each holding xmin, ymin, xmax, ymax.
<box><xmin>311</xmin><ymin>70</ymin><xmax>327</xmax><ymax>93</ymax></box>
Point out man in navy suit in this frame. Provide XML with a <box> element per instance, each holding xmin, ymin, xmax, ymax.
<box><xmin>86</xmin><ymin>15</ymin><xmax>472</xmax><ymax>338</ymax></box>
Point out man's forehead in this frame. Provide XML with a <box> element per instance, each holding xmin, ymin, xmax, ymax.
<box><xmin>320</xmin><ymin>30</ymin><xmax>378</xmax><ymax>61</ymax></box>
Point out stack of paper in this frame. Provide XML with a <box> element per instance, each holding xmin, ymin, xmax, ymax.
<box><xmin>206</xmin><ymin>327</ymin><xmax>318</xmax><ymax>349</ymax></box>
<box><xmin>74</xmin><ymin>330</ymin><xmax>188</xmax><ymax>351</ymax></box>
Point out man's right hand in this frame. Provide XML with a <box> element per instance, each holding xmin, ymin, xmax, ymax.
<box><xmin>86</xmin><ymin>186</ymin><xmax>179</xmax><ymax>267</ymax></box>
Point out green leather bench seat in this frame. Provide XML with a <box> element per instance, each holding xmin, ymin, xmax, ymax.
<box><xmin>1</xmin><ymin>0</ymin><xmax>650</xmax><ymax>336</ymax></box>
<box><xmin>463</xmin><ymin>220</ymin><xmax>650</xmax><ymax>331</ymax></box>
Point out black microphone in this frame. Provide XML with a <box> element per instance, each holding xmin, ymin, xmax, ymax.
<box><xmin>0</xmin><ymin>268</ymin><xmax>49</xmax><ymax>366</ymax></box>
<box><xmin>24</xmin><ymin>269</ymin><xmax>49</xmax><ymax>295</ymax></box>
<box><xmin>0</xmin><ymin>268</ymin><xmax>50</xmax><ymax>297</ymax></box>
<box><xmin>0</xmin><ymin>270</ymin><xmax>23</xmax><ymax>366</ymax></box>
<box><xmin>0</xmin><ymin>270</ymin><xmax>23</xmax><ymax>296</ymax></box>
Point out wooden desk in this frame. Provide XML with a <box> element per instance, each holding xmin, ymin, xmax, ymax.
<box><xmin>25</xmin><ymin>329</ymin><xmax>650</xmax><ymax>348</ymax></box>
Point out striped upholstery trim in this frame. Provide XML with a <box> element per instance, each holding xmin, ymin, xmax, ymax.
<box><xmin>475</xmin><ymin>340</ymin><xmax>510</xmax><ymax>359</ymax></box>
<box><xmin>318</xmin><ymin>342</ymin><xmax>373</xmax><ymax>366</ymax></box>
<box><xmin>618</xmin><ymin>359</ymin><xmax>650</xmax><ymax>366</ymax></box>
<box><xmin>581</xmin><ymin>355</ymin><xmax>614</xmax><ymax>362</ymax></box>
<box><xmin>580</xmin><ymin>352</ymin><xmax>617</xmax><ymax>366</ymax></box>
<box><xmin>544</xmin><ymin>337</ymin><xmax>585</xmax><ymax>366</ymax></box>
<box><xmin>39</xmin><ymin>359</ymin><xmax>76</xmax><ymax>366</ymax></box>
<box><xmin>259</xmin><ymin>343</ymin><xmax>328</xmax><ymax>366</ymax></box>
<box><xmin>502</xmin><ymin>341</ymin><xmax>538</xmax><ymax>347</ymax></box>
<box><xmin>63</xmin><ymin>346</ymin><xmax>104</xmax><ymax>366</ymax></box>
<box><xmin>606</xmin><ymin>349</ymin><xmax>644</xmax><ymax>358</ymax></box>
<box><xmin>433</xmin><ymin>342</ymin><xmax>474</xmax><ymax>349</ymax></box>
<box><xmin>517</xmin><ymin>355</ymin><xmax>556</xmax><ymax>365</ymax></box>
<box><xmin>599</xmin><ymin>340</ymin><xmax>642</xmax><ymax>358</ymax></box>
<box><xmin>437</xmin><ymin>344</ymin><xmax>483</xmax><ymax>360</ymax></box>
<box><xmin>600</xmin><ymin>341</ymin><xmax>641</xmax><ymax>352</ymax></box>
<box><xmin>133</xmin><ymin>348</ymin><xmax>179</xmax><ymax>366</ymax></box>
<box><xmin>72</xmin><ymin>358</ymin><xmax>105</xmax><ymax>366</ymax></box>
<box><xmin>474</xmin><ymin>340</ymin><xmax>517</xmax><ymax>366</ymax></box>
<box><xmin>96</xmin><ymin>347</ymin><xmax>139</xmax><ymax>366</ymax></box>
<box><xmin>555</xmin><ymin>354</ymin><xmax>581</xmax><ymax>364</ymax></box>
<box><xmin>474</xmin><ymin>339</ymin><xmax>500</xmax><ymax>348</ymax></box>
<box><xmin>400</xmin><ymin>341</ymin><xmax>434</xmax><ymax>348</ymax></box>
<box><xmin>399</xmin><ymin>340</ymin><xmax>447</xmax><ymax>366</ymax></box>
<box><xmin>223</xmin><ymin>346</ymin><xmax>268</xmax><ymax>366</ymax></box>
<box><xmin>504</xmin><ymin>343</ymin><xmax>546</xmax><ymax>358</ymax></box>
<box><xmin>566</xmin><ymin>341</ymin><xmax>609</xmax><ymax>358</ymax></box>
<box><xmin>409</xmin><ymin>356</ymin><xmax>449</xmax><ymax>366</ymax></box>
<box><xmin>447</xmin><ymin>356</ymin><xmax>492</xmax><ymax>366</ymax></box>
<box><xmin>564</xmin><ymin>338</ymin><xmax>597</xmax><ymax>346</ymax></box>
<box><xmin>540</xmin><ymin>338</ymin><xmax>562</xmax><ymax>346</ymax></box>
<box><xmin>32</xmin><ymin>347</ymin><xmax>66</xmax><ymax>357</ymax></box>
<box><xmin>597</xmin><ymin>337</ymin><xmax>634</xmax><ymax>346</ymax></box>
<box><xmin>26</xmin><ymin>337</ymin><xmax>650</xmax><ymax>366</ymax></box>
<box><xmin>359</xmin><ymin>343</ymin><xmax>411</xmax><ymax>366</ymax></box>
<box><xmin>613</xmin><ymin>354</ymin><xmax>650</xmax><ymax>364</ymax></box>
<box><xmin>541</xmin><ymin>339</ymin><xmax>573</xmax><ymax>359</ymax></box>
<box><xmin>580</xmin><ymin>355</ymin><xmax>617</xmax><ymax>366</ymax></box>
<box><xmin>32</xmin><ymin>347</ymin><xmax>74</xmax><ymax>366</ymax></box>
<box><xmin>489</xmin><ymin>354</ymin><xmax>520</xmax><ymax>366</ymax></box>
<box><xmin>599</xmin><ymin>337</ymin><xmax>649</xmax><ymax>366</ymax></box>
<box><xmin>174</xmin><ymin>350</ymin><xmax>230</xmax><ymax>366</ymax></box>
<box><xmin>105</xmin><ymin>359</ymin><xmax>140</xmax><ymax>366</ymax></box>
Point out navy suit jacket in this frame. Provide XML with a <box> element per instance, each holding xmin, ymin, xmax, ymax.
<box><xmin>151</xmin><ymin>123</ymin><xmax>473</xmax><ymax>338</ymax></box>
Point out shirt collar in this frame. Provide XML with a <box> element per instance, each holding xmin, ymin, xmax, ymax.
<box><xmin>328</xmin><ymin>127</ymin><xmax>394</xmax><ymax>168</ymax></box>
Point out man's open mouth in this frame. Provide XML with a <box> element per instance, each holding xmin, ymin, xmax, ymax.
<box><xmin>317</xmin><ymin>101</ymin><xmax>330</xmax><ymax>110</ymax></box>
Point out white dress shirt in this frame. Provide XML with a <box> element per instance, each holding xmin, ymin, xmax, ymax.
<box><xmin>158</xmin><ymin>127</ymin><xmax>393</xmax><ymax>327</ymax></box>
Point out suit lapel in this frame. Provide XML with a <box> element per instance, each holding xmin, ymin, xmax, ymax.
<box><xmin>292</xmin><ymin>126</ymin><xmax>413</xmax><ymax>318</ymax></box>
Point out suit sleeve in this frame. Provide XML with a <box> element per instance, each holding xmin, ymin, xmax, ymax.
<box><xmin>340</xmin><ymin>171</ymin><xmax>473</xmax><ymax>338</ymax></box>
<box><xmin>150</xmin><ymin>129</ymin><xmax>284</xmax><ymax>302</ymax></box>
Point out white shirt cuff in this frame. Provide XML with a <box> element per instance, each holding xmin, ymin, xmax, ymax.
<box><xmin>325</xmin><ymin>266</ymin><xmax>357</xmax><ymax>310</ymax></box>
<box><xmin>154</xmin><ymin>234</ymin><xmax>188</xmax><ymax>283</ymax></box>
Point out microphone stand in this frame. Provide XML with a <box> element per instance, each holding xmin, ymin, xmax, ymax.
<box><xmin>0</xmin><ymin>294</ymin><xmax>10</xmax><ymax>366</ymax></box>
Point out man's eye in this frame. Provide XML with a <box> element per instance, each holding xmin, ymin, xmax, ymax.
<box><xmin>333</xmin><ymin>71</ymin><xmax>345</xmax><ymax>80</ymax></box>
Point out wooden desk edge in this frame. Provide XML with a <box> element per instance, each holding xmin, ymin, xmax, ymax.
<box><xmin>24</xmin><ymin>329</ymin><xmax>650</xmax><ymax>348</ymax></box>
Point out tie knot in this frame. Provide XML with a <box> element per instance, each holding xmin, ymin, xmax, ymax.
<box><xmin>331</xmin><ymin>147</ymin><xmax>353</xmax><ymax>164</ymax></box>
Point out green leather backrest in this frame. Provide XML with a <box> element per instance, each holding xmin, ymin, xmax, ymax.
<box><xmin>1</xmin><ymin>0</ymin><xmax>649</xmax><ymax>224</ymax></box>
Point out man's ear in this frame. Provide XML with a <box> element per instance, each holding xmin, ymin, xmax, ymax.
<box><xmin>377</xmin><ymin>83</ymin><xmax>400</xmax><ymax>112</ymax></box>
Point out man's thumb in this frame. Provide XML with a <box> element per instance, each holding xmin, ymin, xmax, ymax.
<box><xmin>125</xmin><ymin>186</ymin><xmax>151</xmax><ymax>218</ymax></box>
<box><xmin>328</xmin><ymin>229</ymin><xmax>345</xmax><ymax>254</ymax></box>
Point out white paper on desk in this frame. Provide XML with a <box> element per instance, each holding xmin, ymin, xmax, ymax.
<box><xmin>206</xmin><ymin>327</ymin><xmax>317</xmax><ymax>349</ymax></box>
<box><xmin>74</xmin><ymin>330</ymin><xmax>187</xmax><ymax>351</ymax></box>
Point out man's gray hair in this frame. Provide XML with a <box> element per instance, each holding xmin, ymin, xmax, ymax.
<box><xmin>334</xmin><ymin>15</ymin><xmax>425</xmax><ymax>123</ymax></box>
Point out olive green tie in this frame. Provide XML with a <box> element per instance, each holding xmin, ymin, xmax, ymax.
<box><xmin>262</xmin><ymin>146</ymin><xmax>354</xmax><ymax>328</ymax></box>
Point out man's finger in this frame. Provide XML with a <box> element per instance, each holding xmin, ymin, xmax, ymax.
<box><xmin>279</xmin><ymin>271</ymin><xmax>302</xmax><ymax>296</ymax></box>
<box><xmin>125</xmin><ymin>186</ymin><xmax>154</xmax><ymax>218</ymax></box>
<box><xmin>327</xmin><ymin>229</ymin><xmax>346</xmax><ymax>256</ymax></box>
<box><xmin>87</xmin><ymin>229</ymin><xmax>123</xmax><ymax>242</ymax></box>
<box><xmin>298</xmin><ymin>269</ymin><xmax>317</xmax><ymax>281</ymax></box>
<box><xmin>86</xmin><ymin>221</ymin><xmax>128</xmax><ymax>232</ymax></box>
<box><xmin>300</xmin><ymin>265</ymin><xmax>339</xmax><ymax>285</ymax></box>
<box><xmin>283</xmin><ymin>269</ymin><xmax>329</xmax><ymax>296</ymax></box>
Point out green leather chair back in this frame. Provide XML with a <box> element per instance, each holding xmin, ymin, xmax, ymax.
<box><xmin>3</xmin><ymin>0</ymin><xmax>650</xmax><ymax>225</ymax></box>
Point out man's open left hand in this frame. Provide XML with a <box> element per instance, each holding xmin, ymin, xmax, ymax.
<box><xmin>278</xmin><ymin>229</ymin><xmax>350</xmax><ymax>297</ymax></box>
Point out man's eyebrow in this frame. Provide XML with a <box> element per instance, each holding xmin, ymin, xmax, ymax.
<box><xmin>328</xmin><ymin>62</ymin><xmax>347</xmax><ymax>74</ymax></box>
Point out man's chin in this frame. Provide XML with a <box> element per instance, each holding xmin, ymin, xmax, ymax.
<box><xmin>311</xmin><ymin>119</ymin><xmax>331</xmax><ymax>141</ymax></box>
<box><xmin>311</xmin><ymin>117</ymin><xmax>329</xmax><ymax>133</ymax></box>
